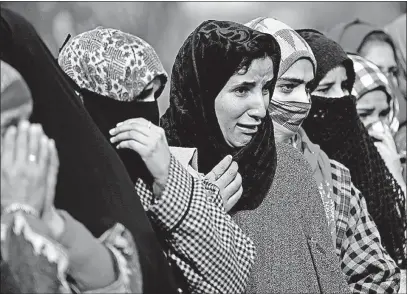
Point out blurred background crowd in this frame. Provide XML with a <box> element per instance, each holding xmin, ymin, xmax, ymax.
<box><xmin>3</xmin><ymin>1</ymin><xmax>407</xmax><ymax>113</ymax></box>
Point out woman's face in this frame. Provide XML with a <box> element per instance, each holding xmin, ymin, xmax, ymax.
<box><xmin>214</xmin><ymin>57</ymin><xmax>274</xmax><ymax>148</ymax></box>
<box><xmin>272</xmin><ymin>59</ymin><xmax>314</xmax><ymax>143</ymax></box>
<box><xmin>361</xmin><ymin>41</ymin><xmax>398</xmax><ymax>84</ymax></box>
<box><xmin>274</xmin><ymin>59</ymin><xmax>314</xmax><ymax>103</ymax></box>
<box><xmin>313</xmin><ymin>66</ymin><xmax>349</xmax><ymax>98</ymax></box>
<box><xmin>357</xmin><ymin>89</ymin><xmax>390</xmax><ymax>127</ymax></box>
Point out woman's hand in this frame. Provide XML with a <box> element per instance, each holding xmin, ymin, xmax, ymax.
<box><xmin>41</xmin><ymin>136</ymin><xmax>65</xmax><ymax>240</ymax></box>
<box><xmin>1</xmin><ymin>121</ymin><xmax>52</xmax><ymax>214</ymax></box>
<box><xmin>109</xmin><ymin>118</ymin><xmax>171</xmax><ymax>195</ymax></box>
<box><xmin>369</xmin><ymin>126</ymin><xmax>406</xmax><ymax>192</ymax></box>
<box><xmin>205</xmin><ymin>155</ymin><xmax>243</xmax><ymax>212</ymax></box>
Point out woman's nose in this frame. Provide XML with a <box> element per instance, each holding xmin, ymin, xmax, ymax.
<box><xmin>332</xmin><ymin>84</ymin><xmax>348</xmax><ymax>98</ymax></box>
<box><xmin>297</xmin><ymin>88</ymin><xmax>311</xmax><ymax>103</ymax></box>
<box><xmin>247</xmin><ymin>92</ymin><xmax>267</xmax><ymax>119</ymax></box>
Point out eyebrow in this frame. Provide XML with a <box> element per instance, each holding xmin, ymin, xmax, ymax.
<box><xmin>231</xmin><ymin>81</ymin><xmax>256</xmax><ymax>88</ymax></box>
<box><xmin>278</xmin><ymin>77</ymin><xmax>305</xmax><ymax>84</ymax></box>
<box><xmin>357</xmin><ymin>107</ymin><xmax>375</xmax><ymax>112</ymax></box>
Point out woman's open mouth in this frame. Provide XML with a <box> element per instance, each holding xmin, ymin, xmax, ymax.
<box><xmin>236</xmin><ymin>123</ymin><xmax>259</xmax><ymax>134</ymax></box>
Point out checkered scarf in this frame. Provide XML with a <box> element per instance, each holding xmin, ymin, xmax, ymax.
<box><xmin>245</xmin><ymin>17</ymin><xmax>316</xmax><ymax>78</ymax></box>
<box><xmin>269</xmin><ymin>99</ymin><xmax>311</xmax><ymax>133</ymax></box>
<box><xmin>58</xmin><ymin>27</ymin><xmax>168</xmax><ymax>102</ymax></box>
<box><xmin>245</xmin><ymin>17</ymin><xmax>315</xmax><ymax>133</ymax></box>
<box><xmin>349</xmin><ymin>53</ymin><xmax>399</xmax><ymax>133</ymax></box>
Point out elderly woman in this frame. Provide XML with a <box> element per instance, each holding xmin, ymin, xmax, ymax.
<box><xmin>0</xmin><ymin>8</ymin><xmax>182</xmax><ymax>294</ymax></box>
<box><xmin>0</xmin><ymin>59</ymin><xmax>143</xmax><ymax>293</ymax></box>
<box><xmin>160</xmin><ymin>19</ymin><xmax>350</xmax><ymax>293</ymax></box>
<box><xmin>58</xmin><ymin>26</ymin><xmax>255</xmax><ymax>294</ymax></box>
<box><xmin>246</xmin><ymin>17</ymin><xmax>401</xmax><ymax>293</ymax></box>
<box><xmin>295</xmin><ymin>28</ymin><xmax>406</xmax><ymax>268</ymax></box>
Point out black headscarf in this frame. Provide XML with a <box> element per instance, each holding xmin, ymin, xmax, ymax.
<box><xmin>161</xmin><ymin>20</ymin><xmax>281</xmax><ymax>212</ymax></box>
<box><xmin>0</xmin><ymin>8</ymin><xmax>180</xmax><ymax>293</ymax></box>
<box><xmin>297</xmin><ymin>29</ymin><xmax>407</xmax><ymax>267</ymax></box>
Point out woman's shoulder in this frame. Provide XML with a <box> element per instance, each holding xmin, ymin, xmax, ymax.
<box><xmin>275</xmin><ymin>142</ymin><xmax>314</xmax><ymax>176</ymax></box>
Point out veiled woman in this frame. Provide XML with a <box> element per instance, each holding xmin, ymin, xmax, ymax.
<box><xmin>161</xmin><ymin>20</ymin><xmax>350</xmax><ymax>293</ymax></box>
<box><xmin>246</xmin><ymin>17</ymin><xmax>400</xmax><ymax>293</ymax></box>
<box><xmin>0</xmin><ymin>8</ymin><xmax>181</xmax><ymax>294</ymax></box>
<box><xmin>296</xmin><ymin>28</ymin><xmax>406</xmax><ymax>267</ymax></box>
<box><xmin>58</xmin><ymin>26</ymin><xmax>256</xmax><ymax>294</ymax></box>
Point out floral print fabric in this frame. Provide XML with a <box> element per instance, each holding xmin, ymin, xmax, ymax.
<box><xmin>58</xmin><ymin>27</ymin><xmax>167</xmax><ymax>102</ymax></box>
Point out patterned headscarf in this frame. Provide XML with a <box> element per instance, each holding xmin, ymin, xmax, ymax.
<box><xmin>245</xmin><ymin>17</ymin><xmax>316</xmax><ymax>78</ymax></box>
<box><xmin>349</xmin><ymin>53</ymin><xmax>399</xmax><ymax>133</ymax></box>
<box><xmin>245</xmin><ymin>17</ymin><xmax>316</xmax><ymax>134</ymax></box>
<box><xmin>58</xmin><ymin>26</ymin><xmax>168</xmax><ymax>102</ymax></box>
<box><xmin>59</xmin><ymin>27</ymin><xmax>167</xmax><ymax>184</ymax></box>
<box><xmin>246</xmin><ymin>18</ymin><xmax>335</xmax><ymax>246</ymax></box>
<box><xmin>161</xmin><ymin>20</ymin><xmax>281</xmax><ymax>212</ymax></box>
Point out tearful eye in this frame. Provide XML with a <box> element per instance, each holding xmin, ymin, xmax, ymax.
<box><xmin>278</xmin><ymin>84</ymin><xmax>295</xmax><ymax>94</ymax></box>
<box><xmin>234</xmin><ymin>87</ymin><xmax>249</xmax><ymax>97</ymax></box>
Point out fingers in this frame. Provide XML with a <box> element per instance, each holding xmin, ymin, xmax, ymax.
<box><xmin>223</xmin><ymin>172</ymin><xmax>242</xmax><ymax>200</ymax></box>
<box><xmin>110</xmin><ymin>129</ymin><xmax>149</xmax><ymax>145</ymax></box>
<box><xmin>116</xmin><ymin>139</ymin><xmax>146</xmax><ymax>154</ymax></box>
<box><xmin>116</xmin><ymin>117</ymin><xmax>149</xmax><ymax>127</ymax></box>
<box><xmin>216</xmin><ymin>161</ymin><xmax>239</xmax><ymax>189</ymax></box>
<box><xmin>37</xmin><ymin>134</ymin><xmax>50</xmax><ymax>169</ymax></box>
<box><xmin>205</xmin><ymin>155</ymin><xmax>233</xmax><ymax>182</ymax></box>
<box><xmin>44</xmin><ymin>139</ymin><xmax>59</xmax><ymax>211</ymax></box>
<box><xmin>225</xmin><ymin>186</ymin><xmax>243</xmax><ymax>212</ymax></box>
<box><xmin>111</xmin><ymin>118</ymin><xmax>156</xmax><ymax>137</ymax></box>
<box><xmin>2</xmin><ymin>126</ymin><xmax>17</xmax><ymax>165</ymax></box>
<box><xmin>15</xmin><ymin>120</ymin><xmax>30</xmax><ymax>164</ymax></box>
<box><xmin>28</xmin><ymin>124</ymin><xmax>43</xmax><ymax>160</ymax></box>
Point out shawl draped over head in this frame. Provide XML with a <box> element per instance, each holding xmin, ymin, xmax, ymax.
<box><xmin>385</xmin><ymin>14</ymin><xmax>407</xmax><ymax>70</ymax></box>
<box><xmin>0</xmin><ymin>60</ymin><xmax>32</xmax><ymax>117</ymax></box>
<box><xmin>385</xmin><ymin>14</ymin><xmax>407</xmax><ymax>99</ymax></box>
<box><xmin>0</xmin><ymin>8</ymin><xmax>180</xmax><ymax>293</ymax></box>
<box><xmin>349</xmin><ymin>53</ymin><xmax>399</xmax><ymax>132</ymax></box>
<box><xmin>297</xmin><ymin>29</ymin><xmax>407</xmax><ymax>267</ymax></box>
<box><xmin>0</xmin><ymin>61</ymin><xmax>32</xmax><ymax>294</ymax></box>
<box><xmin>246</xmin><ymin>18</ymin><xmax>336</xmax><ymax>247</ymax></box>
<box><xmin>296</xmin><ymin>29</ymin><xmax>355</xmax><ymax>93</ymax></box>
<box><xmin>58</xmin><ymin>27</ymin><xmax>168</xmax><ymax>184</ymax></box>
<box><xmin>160</xmin><ymin>20</ymin><xmax>281</xmax><ymax>212</ymax></box>
<box><xmin>327</xmin><ymin>19</ymin><xmax>388</xmax><ymax>54</ymax></box>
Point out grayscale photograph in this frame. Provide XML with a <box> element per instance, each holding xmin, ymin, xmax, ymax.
<box><xmin>0</xmin><ymin>1</ymin><xmax>407</xmax><ymax>293</ymax></box>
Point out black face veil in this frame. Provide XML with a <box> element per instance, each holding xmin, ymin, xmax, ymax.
<box><xmin>0</xmin><ymin>8</ymin><xmax>180</xmax><ymax>293</ymax></box>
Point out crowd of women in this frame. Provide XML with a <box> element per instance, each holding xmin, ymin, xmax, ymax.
<box><xmin>1</xmin><ymin>7</ymin><xmax>406</xmax><ymax>294</ymax></box>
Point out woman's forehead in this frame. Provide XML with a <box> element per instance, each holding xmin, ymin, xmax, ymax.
<box><xmin>280</xmin><ymin>59</ymin><xmax>314</xmax><ymax>82</ymax></box>
<box><xmin>232</xmin><ymin>58</ymin><xmax>274</xmax><ymax>83</ymax></box>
